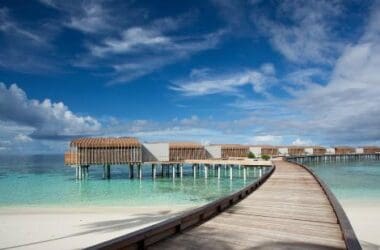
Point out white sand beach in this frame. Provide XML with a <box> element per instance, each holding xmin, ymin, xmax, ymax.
<box><xmin>0</xmin><ymin>205</ymin><xmax>194</xmax><ymax>250</ymax></box>
<box><xmin>341</xmin><ymin>200</ymin><xmax>380</xmax><ymax>249</ymax></box>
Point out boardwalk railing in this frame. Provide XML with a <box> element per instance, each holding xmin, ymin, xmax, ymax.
<box><xmin>86</xmin><ymin>165</ymin><xmax>275</xmax><ymax>250</ymax></box>
<box><xmin>286</xmin><ymin>157</ymin><xmax>362</xmax><ymax>250</ymax></box>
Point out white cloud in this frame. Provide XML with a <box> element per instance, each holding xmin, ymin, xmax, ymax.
<box><xmin>0</xmin><ymin>8</ymin><xmax>58</xmax><ymax>72</ymax></box>
<box><xmin>65</xmin><ymin>1</ymin><xmax>111</xmax><ymax>33</ymax></box>
<box><xmin>288</xmin><ymin>3</ymin><xmax>380</xmax><ymax>144</ymax></box>
<box><xmin>81</xmin><ymin>13</ymin><xmax>225</xmax><ymax>83</ymax></box>
<box><xmin>292</xmin><ymin>138</ymin><xmax>312</xmax><ymax>146</ymax></box>
<box><xmin>252</xmin><ymin>0</ymin><xmax>343</xmax><ymax>64</ymax></box>
<box><xmin>90</xmin><ymin>27</ymin><xmax>171</xmax><ymax>57</ymax></box>
<box><xmin>0</xmin><ymin>83</ymin><xmax>101</xmax><ymax>140</ymax></box>
<box><xmin>15</xmin><ymin>133</ymin><xmax>33</xmax><ymax>143</ymax></box>
<box><xmin>171</xmin><ymin>64</ymin><xmax>276</xmax><ymax>96</ymax></box>
<box><xmin>249</xmin><ymin>135</ymin><xmax>283</xmax><ymax>145</ymax></box>
<box><xmin>0</xmin><ymin>8</ymin><xmax>43</xmax><ymax>43</ymax></box>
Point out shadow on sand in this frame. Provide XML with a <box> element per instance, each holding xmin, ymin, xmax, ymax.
<box><xmin>0</xmin><ymin>210</ymin><xmax>179</xmax><ymax>250</ymax></box>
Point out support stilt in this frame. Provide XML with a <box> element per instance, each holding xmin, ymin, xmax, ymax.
<box><xmin>152</xmin><ymin>164</ymin><xmax>156</xmax><ymax>179</ymax></box>
<box><xmin>138</xmin><ymin>164</ymin><xmax>142</xmax><ymax>179</ymax></box>
<box><xmin>129</xmin><ymin>164</ymin><xmax>134</xmax><ymax>179</ymax></box>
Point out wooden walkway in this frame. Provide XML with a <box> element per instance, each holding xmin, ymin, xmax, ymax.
<box><xmin>150</xmin><ymin>159</ymin><xmax>347</xmax><ymax>249</ymax></box>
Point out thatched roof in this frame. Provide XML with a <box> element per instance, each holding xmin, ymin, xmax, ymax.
<box><xmin>70</xmin><ymin>137</ymin><xmax>141</xmax><ymax>148</ymax></box>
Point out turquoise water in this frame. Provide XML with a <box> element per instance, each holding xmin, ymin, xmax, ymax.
<box><xmin>308</xmin><ymin>160</ymin><xmax>380</xmax><ymax>201</ymax></box>
<box><xmin>0</xmin><ymin>155</ymin><xmax>268</xmax><ymax>207</ymax></box>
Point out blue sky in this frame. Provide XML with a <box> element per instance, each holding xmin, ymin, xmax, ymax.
<box><xmin>0</xmin><ymin>0</ymin><xmax>379</xmax><ymax>153</ymax></box>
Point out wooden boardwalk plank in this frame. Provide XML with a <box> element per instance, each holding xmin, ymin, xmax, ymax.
<box><xmin>150</xmin><ymin>159</ymin><xmax>347</xmax><ymax>249</ymax></box>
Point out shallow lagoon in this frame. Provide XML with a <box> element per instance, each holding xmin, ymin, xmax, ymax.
<box><xmin>308</xmin><ymin>160</ymin><xmax>380</xmax><ymax>202</ymax></box>
<box><xmin>0</xmin><ymin>155</ymin><xmax>268</xmax><ymax>207</ymax></box>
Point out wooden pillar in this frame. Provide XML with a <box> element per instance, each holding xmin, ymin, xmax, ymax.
<box><xmin>193</xmin><ymin>164</ymin><xmax>197</xmax><ymax>178</ymax></box>
<box><xmin>129</xmin><ymin>164</ymin><xmax>134</xmax><ymax>179</ymax></box>
<box><xmin>217</xmin><ymin>165</ymin><xmax>221</xmax><ymax>179</ymax></box>
<box><xmin>204</xmin><ymin>164</ymin><xmax>208</xmax><ymax>179</ymax></box>
<box><xmin>229</xmin><ymin>165</ymin><xmax>233</xmax><ymax>180</ymax></box>
<box><xmin>138</xmin><ymin>164</ymin><xmax>142</xmax><ymax>179</ymax></box>
<box><xmin>172</xmin><ymin>165</ymin><xmax>176</xmax><ymax>179</ymax></box>
<box><xmin>106</xmin><ymin>164</ymin><xmax>111</xmax><ymax>179</ymax></box>
<box><xmin>180</xmin><ymin>164</ymin><xmax>183</xmax><ymax>179</ymax></box>
<box><xmin>243</xmin><ymin>166</ymin><xmax>247</xmax><ymax>180</ymax></box>
<box><xmin>152</xmin><ymin>164</ymin><xmax>156</xmax><ymax>179</ymax></box>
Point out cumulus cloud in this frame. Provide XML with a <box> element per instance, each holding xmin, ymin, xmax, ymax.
<box><xmin>0</xmin><ymin>83</ymin><xmax>101</xmax><ymax>140</ymax></box>
<box><xmin>288</xmin><ymin>3</ymin><xmax>380</xmax><ymax>144</ymax></box>
<box><xmin>171</xmin><ymin>64</ymin><xmax>276</xmax><ymax>96</ymax></box>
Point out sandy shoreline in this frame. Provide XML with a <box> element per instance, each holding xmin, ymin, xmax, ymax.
<box><xmin>340</xmin><ymin>200</ymin><xmax>380</xmax><ymax>249</ymax></box>
<box><xmin>1</xmin><ymin>200</ymin><xmax>379</xmax><ymax>249</ymax></box>
<box><xmin>0</xmin><ymin>205</ymin><xmax>195</xmax><ymax>250</ymax></box>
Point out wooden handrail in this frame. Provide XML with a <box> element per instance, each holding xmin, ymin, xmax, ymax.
<box><xmin>86</xmin><ymin>165</ymin><xmax>275</xmax><ymax>250</ymax></box>
<box><xmin>286</xmin><ymin>157</ymin><xmax>362</xmax><ymax>250</ymax></box>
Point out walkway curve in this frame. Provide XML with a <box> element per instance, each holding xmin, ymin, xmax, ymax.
<box><xmin>151</xmin><ymin>159</ymin><xmax>356</xmax><ymax>249</ymax></box>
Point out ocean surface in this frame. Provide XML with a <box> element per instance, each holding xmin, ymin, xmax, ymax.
<box><xmin>0</xmin><ymin>155</ymin><xmax>268</xmax><ymax>208</ymax></box>
<box><xmin>308</xmin><ymin>160</ymin><xmax>380</xmax><ymax>202</ymax></box>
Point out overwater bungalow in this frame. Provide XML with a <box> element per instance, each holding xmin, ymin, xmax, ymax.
<box><xmin>363</xmin><ymin>146</ymin><xmax>380</xmax><ymax>154</ymax></box>
<box><xmin>305</xmin><ymin>146</ymin><xmax>327</xmax><ymax>155</ymax></box>
<box><xmin>169</xmin><ymin>142</ymin><xmax>207</xmax><ymax>161</ymax></box>
<box><xmin>249</xmin><ymin>145</ymin><xmax>279</xmax><ymax>157</ymax></box>
<box><xmin>277</xmin><ymin>146</ymin><xmax>288</xmax><ymax>156</ymax></box>
<box><xmin>261</xmin><ymin>145</ymin><xmax>279</xmax><ymax>156</ymax></box>
<box><xmin>64</xmin><ymin>137</ymin><xmax>142</xmax><ymax>165</ymax></box>
<box><xmin>334</xmin><ymin>146</ymin><xmax>355</xmax><ymax>154</ymax></box>
<box><xmin>205</xmin><ymin>144</ymin><xmax>249</xmax><ymax>159</ymax></box>
<box><xmin>287</xmin><ymin>146</ymin><xmax>306</xmax><ymax>156</ymax></box>
<box><xmin>220</xmin><ymin>144</ymin><xmax>250</xmax><ymax>158</ymax></box>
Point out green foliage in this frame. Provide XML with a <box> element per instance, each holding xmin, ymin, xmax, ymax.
<box><xmin>247</xmin><ymin>152</ymin><xmax>256</xmax><ymax>159</ymax></box>
<box><xmin>261</xmin><ymin>154</ymin><xmax>270</xmax><ymax>161</ymax></box>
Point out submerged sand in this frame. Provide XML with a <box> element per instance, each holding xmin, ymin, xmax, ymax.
<box><xmin>341</xmin><ymin>200</ymin><xmax>380</xmax><ymax>249</ymax></box>
<box><xmin>0</xmin><ymin>205</ymin><xmax>194</xmax><ymax>250</ymax></box>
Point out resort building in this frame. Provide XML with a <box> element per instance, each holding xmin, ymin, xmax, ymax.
<box><xmin>287</xmin><ymin>146</ymin><xmax>306</xmax><ymax>156</ymax></box>
<box><xmin>64</xmin><ymin>137</ymin><xmax>142</xmax><ymax>165</ymax></box>
<box><xmin>249</xmin><ymin>145</ymin><xmax>279</xmax><ymax>157</ymax></box>
<box><xmin>326</xmin><ymin>147</ymin><xmax>336</xmax><ymax>154</ymax></box>
<box><xmin>363</xmin><ymin>146</ymin><xmax>380</xmax><ymax>154</ymax></box>
<box><xmin>261</xmin><ymin>146</ymin><xmax>279</xmax><ymax>156</ymax></box>
<box><xmin>169</xmin><ymin>142</ymin><xmax>207</xmax><ymax>161</ymax></box>
<box><xmin>221</xmin><ymin>144</ymin><xmax>250</xmax><ymax>158</ymax></box>
<box><xmin>142</xmin><ymin>143</ymin><xmax>169</xmax><ymax>162</ymax></box>
<box><xmin>335</xmin><ymin>146</ymin><xmax>355</xmax><ymax>154</ymax></box>
<box><xmin>304</xmin><ymin>146</ymin><xmax>327</xmax><ymax>155</ymax></box>
<box><xmin>277</xmin><ymin>147</ymin><xmax>289</xmax><ymax>156</ymax></box>
<box><xmin>206</xmin><ymin>144</ymin><xmax>249</xmax><ymax>159</ymax></box>
<box><xmin>355</xmin><ymin>147</ymin><xmax>364</xmax><ymax>154</ymax></box>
